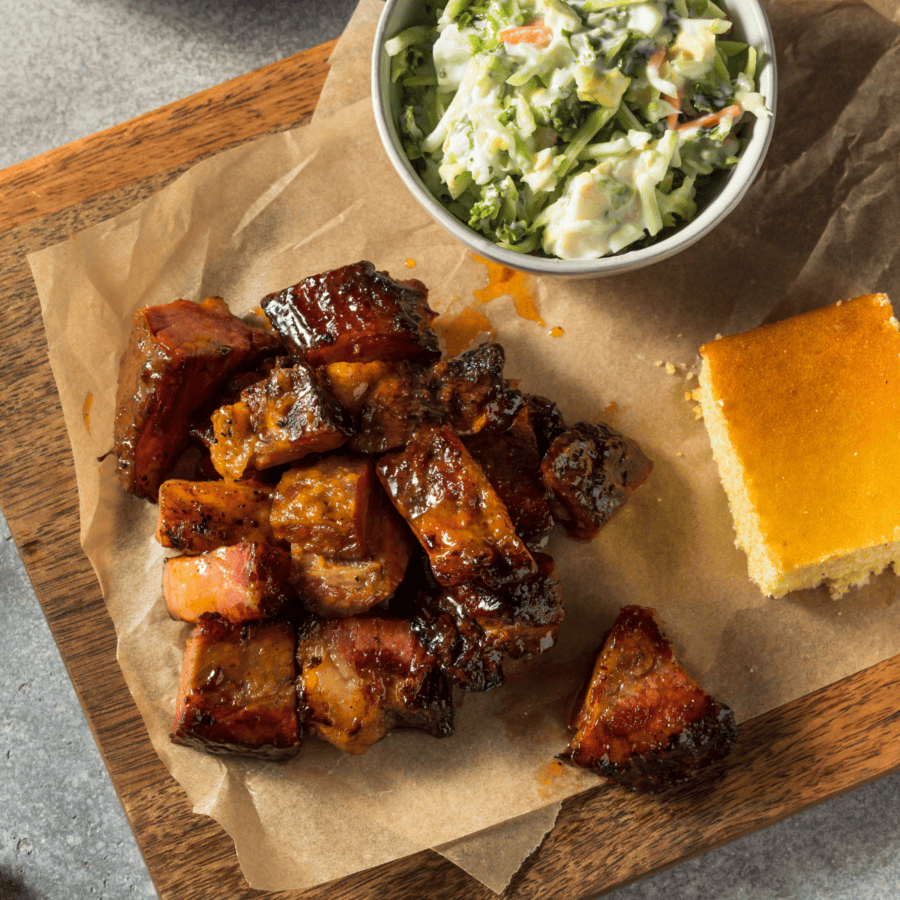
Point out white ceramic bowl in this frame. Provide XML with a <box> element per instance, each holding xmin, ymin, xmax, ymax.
<box><xmin>372</xmin><ymin>0</ymin><xmax>776</xmax><ymax>278</ymax></box>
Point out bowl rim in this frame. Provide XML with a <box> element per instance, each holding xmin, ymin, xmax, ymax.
<box><xmin>371</xmin><ymin>0</ymin><xmax>777</xmax><ymax>278</ymax></box>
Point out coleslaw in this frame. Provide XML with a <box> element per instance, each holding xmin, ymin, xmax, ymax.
<box><xmin>386</xmin><ymin>0</ymin><xmax>770</xmax><ymax>260</ymax></box>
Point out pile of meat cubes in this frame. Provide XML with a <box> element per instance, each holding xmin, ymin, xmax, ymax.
<box><xmin>112</xmin><ymin>260</ymin><xmax>734</xmax><ymax>790</ymax></box>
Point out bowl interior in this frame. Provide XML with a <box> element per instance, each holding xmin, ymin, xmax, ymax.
<box><xmin>372</xmin><ymin>0</ymin><xmax>777</xmax><ymax>278</ymax></box>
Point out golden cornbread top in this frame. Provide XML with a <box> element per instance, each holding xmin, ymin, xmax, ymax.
<box><xmin>699</xmin><ymin>294</ymin><xmax>900</xmax><ymax>571</ymax></box>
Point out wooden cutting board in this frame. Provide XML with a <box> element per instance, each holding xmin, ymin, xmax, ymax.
<box><xmin>1</xmin><ymin>40</ymin><xmax>898</xmax><ymax>900</ymax></box>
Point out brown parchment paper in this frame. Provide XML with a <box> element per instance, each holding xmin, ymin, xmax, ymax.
<box><xmin>29</xmin><ymin>0</ymin><xmax>900</xmax><ymax>893</ymax></box>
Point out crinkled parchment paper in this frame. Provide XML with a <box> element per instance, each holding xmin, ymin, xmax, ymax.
<box><xmin>29</xmin><ymin>0</ymin><xmax>900</xmax><ymax>892</ymax></box>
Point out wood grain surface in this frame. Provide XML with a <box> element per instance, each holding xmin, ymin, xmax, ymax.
<box><xmin>1</xmin><ymin>40</ymin><xmax>898</xmax><ymax>900</ymax></box>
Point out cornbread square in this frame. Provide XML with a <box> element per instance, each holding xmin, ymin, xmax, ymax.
<box><xmin>698</xmin><ymin>293</ymin><xmax>900</xmax><ymax>598</ymax></box>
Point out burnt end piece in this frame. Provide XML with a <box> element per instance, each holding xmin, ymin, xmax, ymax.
<box><xmin>155</xmin><ymin>480</ymin><xmax>275</xmax><ymax>553</ymax></box>
<box><xmin>171</xmin><ymin>615</ymin><xmax>302</xmax><ymax>759</ymax></box>
<box><xmin>413</xmin><ymin>552</ymin><xmax>563</xmax><ymax>692</ymax></box>
<box><xmin>377</xmin><ymin>424</ymin><xmax>537</xmax><ymax>589</ymax></box>
<box><xmin>163</xmin><ymin>542</ymin><xmax>293</xmax><ymax>623</ymax></box>
<box><xmin>113</xmin><ymin>297</ymin><xmax>282</xmax><ymax>501</ymax></box>
<box><xmin>561</xmin><ymin>605</ymin><xmax>737</xmax><ymax>793</ymax></box>
<box><xmin>463</xmin><ymin>406</ymin><xmax>553</xmax><ymax>551</ymax></box>
<box><xmin>296</xmin><ymin>614</ymin><xmax>454</xmax><ymax>753</ymax></box>
<box><xmin>541</xmin><ymin>421</ymin><xmax>653</xmax><ymax>541</ymax></box>
<box><xmin>262</xmin><ymin>261</ymin><xmax>440</xmax><ymax>367</ymax></box>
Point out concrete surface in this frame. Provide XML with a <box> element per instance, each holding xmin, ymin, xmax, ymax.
<box><xmin>1</xmin><ymin>1</ymin><xmax>898</xmax><ymax>898</ymax></box>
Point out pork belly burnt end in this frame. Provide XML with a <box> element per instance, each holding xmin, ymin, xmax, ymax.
<box><xmin>377</xmin><ymin>424</ymin><xmax>537</xmax><ymax>589</ymax></box>
<box><xmin>262</xmin><ymin>261</ymin><xmax>440</xmax><ymax>367</ymax></box>
<box><xmin>541</xmin><ymin>421</ymin><xmax>653</xmax><ymax>541</ymax></box>
<box><xmin>113</xmin><ymin>296</ymin><xmax>282</xmax><ymax>501</ymax></box>
<box><xmin>561</xmin><ymin>605</ymin><xmax>737</xmax><ymax>792</ymax></box>
<box><xmin>463</xmin><ymin>406</ymin><xmax>553</xmax><ymax>551</ymax></box>
<box><xmin>431</xmin><ymin>342</ymin><xmax>523</xmax><ymax>436</ymax></box>
<box><xmin>413</xmin><ymin>552</ymin><xmax>562</xmax><ymax>691</ymax></box>
<box><xmin>289</xmin><ymin>503</ymin><xmax>414</xmax><ymax>618</ymax></box>
<box><xmin>155</xmin><ymin>480</ymin><xmax>275</xmax><ymax>553</ymax></box>
<box><xmin>209</xmin><ymin>363</ymin><xmax>351</xmax><ymax>479</ymax></box>
<box><xmin>296</xmin><ymin>614</ymin><xmax>453</xmax><ymax>753</ymax></box>
<box><xmin>172</xmin><ymin>615</ymin><xmax>302</xmax><ymax>759</ymax></box>
<box><xmin>163</xmin><ymin>542</ymin><xmax>293</xmax><ymax>623</ymax></box>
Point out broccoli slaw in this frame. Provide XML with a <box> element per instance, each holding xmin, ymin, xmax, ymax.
<box><xmin>386</xmin><ymin>0</ymin><xmax>770</xmax><ymax>260</ymax></box>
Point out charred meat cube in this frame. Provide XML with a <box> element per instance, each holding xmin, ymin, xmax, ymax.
<box><xmin>163</xmin><ymin>542</ymin><xmax>293</xmax><ymax>623</ymax></box>
<box><xmin>377</xmin><ymin>424</ymin><xmax>537</xmax><ymax>589</ymax></box>
<box><xmin>524</xmin><ymin>393</ymin><xmax>567</xmax><ymax>458</ymax></box>
<box><xmin>431</xmin><ymin>342</ymin><xmax>523</xmax><ymax>436</ymax></box>
<box><xmin>289</xmin><ymin>504</ymin><xmax>414</xmax><ymax>618</ymax></box>
<box><xmin>171</xmin><ymin>615</ymin><xmax>302</xmax><ymax>759</ymax></box>
<box><xmin>410</xmin><ymin>593</ymin><xmax>505</xmax><ymax>693</ymax></box>
<box><xmin>271</xmin><ymin>456</ymin><xmax>378</xmax><ymax>559</ymax></box>
<box><xmin>561</xmin><ymin>605</ymin><xmax>737</xmax><ymax>793</ymax></box>
<box><xmin>463</xmin><ymin>406</ymin><xmax>553</xmax><ymax>551</ymax></box>
<box><xmin>541</xmin><ymin>421</ymin><xmax>653</xmax><ymax>541</ymax></box>
<box><xmin>209</xmin><ymin>363</ymin><xmax>351</xmax><ymax>480</ymax></box>
<box><xmin>296</xmin><ymin>614</ymin><xmax>453</xmax><ymax>754</ymax></box>
<box><xmin>262</xmin><ymin>261</ymin><xmax>440</xmax><ymax>367</ymax></box>
<box><xmin>114</xmin><ymin>296</ymin><xmax>282</xmax><ymax>501</ymax></box>
<box><xmin>447</xmin><ymin>552</ymin><xmax>563</xmax><ymax>659</ymax></box>
<box><xmin>351</xmin><ymin>361</ymin><xmax>442</xmax><ymax>454</ymax></box>
<box><xmin>155</xmin><ymin>480</ymin><xmax>275</xmax><ymax>553</ymax></box>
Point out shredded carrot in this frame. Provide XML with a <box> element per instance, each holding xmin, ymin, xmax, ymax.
<box><xmin>676</xmin><ymin>103</ymin><xmax>742</xmax><ymax>132</ymax></box>
<box><xmin>498</xmin><ymin>17</ymin><xmax>553</xmax><ymax>46</ymax></box>
<box><xmin>647</xmin><ymin>45</ymin><xmax>669</xmax><ymax>78</ymax></box>
<box><xmin>665</xmin><ymin>86</ymin><xmax>683</xmax><ymax>130</ymax></box>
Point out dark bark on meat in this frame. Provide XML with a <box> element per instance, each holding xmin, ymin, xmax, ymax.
<box><xmin>541</xmin><ymin>421</ymin><xmax>653</xmax><ymax>541</ymax></box>
<box><xmin>561</xmin><ymin>605</ymin><xmax>737</xmax><ymax>792</ymax></box>
<box><xmin>262</xmin><ymin>261</ymin><xmax>440</xmax><ymax>366</ymax></box>
<box><xmin>114</xmin><ymin>297</ymin><xmax>282</xmax><ymax>501</ymax></box>
<box><xmin>171</xmin><ymin>615</ymin><xmax>302</xmax><ymax>759</ymax></box>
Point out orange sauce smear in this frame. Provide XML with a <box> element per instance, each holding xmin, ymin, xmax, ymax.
<box><xmin>83</xmin><ymin>392</ymin><xmax>93</xmax><ymax>434</ymax></box>
<box><xmin>437</xmin><ymin>307</ymin><xmax>497</xmax><ymax>359</ymax></box>
<box><xmin>473</xmin><ymin>254</ymin><xmax>545</xmax><ymax>327</ymax></box>
<box><xmin>550</xmin><ymin>326</ymin><xmax>564</xmax><ymax>338</ymax></box>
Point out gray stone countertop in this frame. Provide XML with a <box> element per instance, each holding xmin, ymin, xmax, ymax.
<box><xmin>1</xmin><ymin>1</ymin><xmax>898</xmax><ymax>898</ymax></box>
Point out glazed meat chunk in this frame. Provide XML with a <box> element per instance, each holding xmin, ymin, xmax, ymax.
<box><xmin>262</xmin><ymin>261</ymin><xmax>440</xmax><ymax>367</ymax></box>
<box><xmin>296</xmin><ymin>614</ymin><xmax>453</xmax><ymax>753</ymax></box>
<box><xmin>431</xmin><ymin>342</ymin><xmax>523</xmax><ymax>436</ymax></box>
<box><xmin>209</xmin><ymin>362</ymin><xmax>351</xmax><ymax>480</ymax></box>
<box><xmin>561</xmin><ymin>605</ymin><xmax>738</xmax><ymax>792</ymax></box>
<box><xmin>113</xmin><ymin>296</ymin><xmax>282</xmax><ymax>501</ymax></box>
<box><xmin>289</xmin><ymin>503</ymin><xmax>414</xmax><ymax>618</ymax></box>
<box><xmin>463</xmin><ymin>406</ymin><xmax>553</xmax><ymax>551</ymax></box>
<box><xmin>377</xmin><ymin>424</ymin><xmax>537</xmax><ymax>589</ymax></box>
<box><xmin>271</xmin><ymin>456</ymin><xmax>379</xmax><ymax>558</ymax></box>
<box><xmin>541</xmin><ymin>421</ymin><xmax>653</xmax><ymax>541</ymax></box>
<box><xmin>155</xmin><ymin>480</ymin><xmax>275</xmax><ymax>553</ymax></box>
<box><xmin>163</xmin><ymin>542</ymin><xmax>293</xmax><ymax>623</ymax></box>
<box><xmin>171</xmin><ymin>615</ymin><xmax>302</xmax><ymax>759</ymax></box>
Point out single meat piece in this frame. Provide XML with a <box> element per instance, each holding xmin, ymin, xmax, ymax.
<box><xmin>155</xmin><ymin>480</ymin><xmax>275</xmax><ymax>553</ymax></box>
<box><xmin>296</xmin><ymin>614</ymin><xmax>454</xmax><ymax>753</ymax></box>
<box><xmin>262</xmin><ymin>261</ymin><xmax>440</xmax><ymax>367</ymax></box>
<box><xmin>463</xmin><ymin>406</ymin><xmax>554</xmax><ymax>551</ymax></box>
<box><xmin>323</xmin><ymin>360</ymin><xmax>394</xmax><ymax>418</ymax></box>
<box><xmin>431</xmin><ymin>342</ymin><xmax>523</xmax><ymax>436</ymax></box>
<box><xmin>351</xmin><ymin>361</ymin><xmax>442</xmax><ymax>454</ymax></box>
<box><xmin>561</xmin><ymin>605</ymin><xmax>738</xmax><ymax>792</ymax></box>
<box><xmin>163</xmin><ymin>542</ymin><xmax>293</xmax><ymax>623</ymax></box>
<box><xmin>541</xmin><ymin>421</ymin><xmax>653</xmax><ymax>541</ymax></box>
<box><xmin>289</xmin><ymin>502</ymin><xmax>414</xmax><ymax>617</ymax></box>
<box><xmin>171</xmin><ymin>615</ymin><xmax>302</xmax><ymax>759</ymax></box>
<box><xmin>271</xmin><ymin>456</ymin><xmax>377</xmax><ymax>558</ymax></box>
<box><xmin>524</xmin><ymin>393</ymin><xmax>567</xmax><ymax>458</ymax></box>
<box><xmin>447</xmin><ymin>551</ymin><xmax>563</xmax><ymax>659</ymax></box>
<box><xmin>114</xmin><ymin>296</ymin><xmax>282</xmax><ymax>501</ymax></box>
<box><xmin>208</xmin><ymin>363</ymin><xmax>351</xmax><ymax>480</ymax></box>
<box><xmin>377</xmin><ymin>424</ymin><xmax>537</xmax><ymax>589</ymax></box>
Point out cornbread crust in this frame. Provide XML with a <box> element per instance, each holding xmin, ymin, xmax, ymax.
<box><xmin>698</xmin><ymin>293</ymin><xmax>900</xmax><ymax>598</ymax></box>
